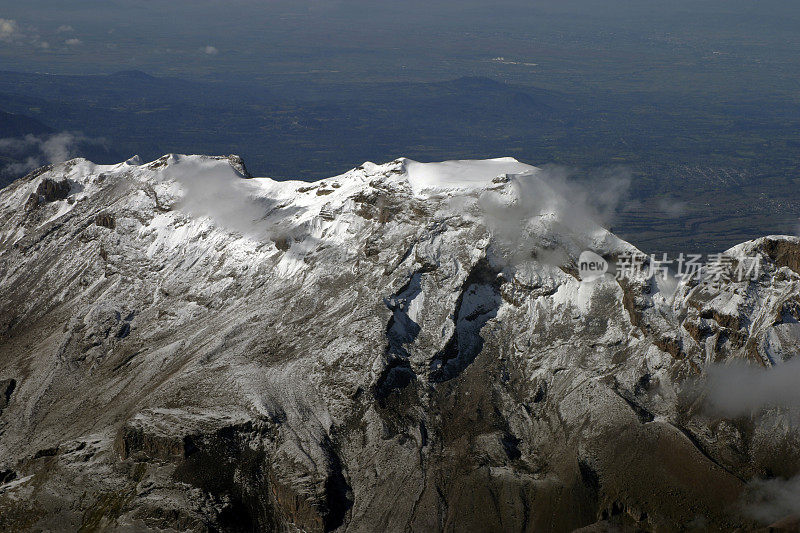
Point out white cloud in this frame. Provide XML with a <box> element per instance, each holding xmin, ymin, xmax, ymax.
<box><xmin>704</xmin><ymin>357</ymin><xmax>800</xmax><ymax>420</ymax></box>
<box><xmin>0</xmin><ymin>18</ymin><xmax>47</xmax><ymax>51</ymax></box>
<box><xmin>0</xmin><ymin>18</ymin><xmax>20</xmax><ymax>42</ymax></box>
<box><xmin>742</xmin><ymin>476</ymin><xmax>800</xmax><ymax>524</ymax></box>
<box><xmin>474</xmin><ymin>164</ymin><xmax>631</xmax><ymax>263</ymax></box>
<box><xmin>165</xmin><ymin>159</ymin><xmax>272</xmax><ymax>238</ymax></box>
<box><xmin>0</xmin><ymin>19</ymin><xmax>49</xmax><ymax>51</ymax></box>
<box><xmin>2</xmin><ymin>157</ymin><xmax>41</xmax><ymax>177</ymax></box>
<box><xmin>0</xmin><ymin>137</ymin><xmax>30</xmax><ymax>152</ymax></box>
<box><xmin>56</xmin><ymin>25</ymin><xmax>74</xmax><ymax>33</ymax></box>
<box><xmin>41</xmin><ymin>132</ymin><xmax>85</xmax><ymax>164</ymax></box>
<box><xmin>693</xmin><ymin>358</ymin><xmax>800</xmax><ymax>525</ymax></box>
<box><xmin>656</xmin><ymin>197</ymin><xmax>688</xmax><ymax>218</ymax></box>
<box><xmin>203</xmin><ymin>45</ymin><xmax>218</xmax><ymax>55</ymax></box>
<box><xmin>64</xmin><ymin>38</ymin><xmax>81</xmax><ymax>46</ymax></box>
<box><xmin>0</xmin><ymin>132</ymin><xmax>107</xmax><ymax>178</ymax></box>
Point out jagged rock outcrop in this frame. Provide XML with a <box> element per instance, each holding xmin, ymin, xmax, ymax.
<box><xmin>0</xmin><ymin>154</ymin><xmax>798</xmax><ymax>531</ymax></box>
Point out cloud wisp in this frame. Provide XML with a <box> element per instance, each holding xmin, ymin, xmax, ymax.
<box><xmin>0</xmin><ymin>18</ymin><xmax>20</xmax><ymax>42</ymax></box>
<box><xmin>691</xmin><ymin>357</ymin><xmax>800</xmax><ymax>524</ymax></box>
<box><xmin>704</xmin><ymin>357</ymin><xmax>800</xmax><ymax>421</ymax></box>
<box><xmin>163</xmin><ymin>158</ymin><xmax>277</xmax><ymax>239</ymax></box>
<box><xmin>656</xmin><ymin>196</ymin><xmax>688</xmax><ymax>218</ymax></box>
<box><xmin>0</xmin><ymin>18</ymin><xmax>59</xmax><ymax>50</ymax></box>
<box><xmin>0</xmin><ymin>132</ymin><xmax>107</xmax><ymax>177</ymax></box>
<box><xmin>474</xmin><ymin>164</ymin><xmax>632</xmax><ymax>263</ymax></box>
<box><xmin>741</xmin><ymin>476</ymin><xmax>800</xmax><ymax>524</ymax></box>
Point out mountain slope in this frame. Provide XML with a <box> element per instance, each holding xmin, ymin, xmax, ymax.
<box><xmin>0</xmin><ymin>155</ymin><xmax>798</xmax><ymax>531</ymax></box>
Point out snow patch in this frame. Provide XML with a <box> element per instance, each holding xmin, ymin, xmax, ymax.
<box><xmin>401</xmin><ymin>157</ymin><xmax>536</xmax><ymax>195</ymax></box>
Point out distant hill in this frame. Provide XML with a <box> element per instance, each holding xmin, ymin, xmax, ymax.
<box><xmin>0</xmin><ymin>70</ymin><xmax>573</xmax><ymax>181</ymax></box>
<box><xmin>0</xmin><ymin>109</ymin><xmax>52</xmax><ymax>138</ymax></box>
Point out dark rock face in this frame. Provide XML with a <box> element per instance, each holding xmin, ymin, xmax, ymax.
<box><xmin>227</xmin><ymin>154</ymin><xmax>252</xmax><ymax>178</ymax></box>
<box><xmin>0</xmin><ymin>156</ymin><xmax>798</xmax><ymax>531</ymax></box>
<box><xmin>112</xmin><ymin>413</ymin><xmax>352</xmax><ymax>532</ymax></box>
<box><xmin>23</xmin><ymin>177</ymin><xmax>70</xmax><ymax>211</ymax></box>
<box><xmin>0</xmin><ymin>469</ymin><xmax>15</xmax><ymax>484</ymax></box>
<box><xmin>0</xmin><ymin>378</ymin><xmax>15</xmax><ymax>410</ymax></box>
<box><xmin>758</xmin><ymin>236</ymin><xmax>800</xmax><ymax>275</ymax></box>
<box><xmin>36</xmin><ymin>178</ymin><xmax>71</xmax><ymax>202</ymax></box>
<box><xmin>95</xmin><ymin>213</ymin><xmax>116</xmax><ymax>229</ymax></box>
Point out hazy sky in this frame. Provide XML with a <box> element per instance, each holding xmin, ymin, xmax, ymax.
<box><xmin>2</xmin><ymin>1</ymin><xmax>800</xmax><ymax>98</ymax></box>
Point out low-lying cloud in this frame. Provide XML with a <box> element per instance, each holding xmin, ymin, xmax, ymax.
<box><xmin>704</xmin><ymin>357</ymin><xmax>800</xmax><ymax>420</ymax></box>
<box><xmin>476</xmin><ymin>164</ymin><xmax>632</xmax><ymax>262</ymax></box>
<box><xmin>0</xmin><ymin>132</ymin><xmax>107</xmax><ymax>178</ymax></box>
<box><xmin>741</xmin><ymin>476</ymin><xmax>800</xmax><ymax>524</ymax></box>
<box><xmin>696</xmin><ymin>357</ymin><xmax>800</xmax><ymax>524</ymax></box>
<box><xmin>656</xmin><ymin>196</ymin><xmax>688</xmax><ymax>218</ymax></box>
<box><xmin>164</xmin><ymin>161</ymin><xmax>275</xmax><ymax>239</ymax></box>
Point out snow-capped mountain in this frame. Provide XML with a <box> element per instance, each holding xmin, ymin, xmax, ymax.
<box><xmin>0</xmin><ymin>154</ymin><xmax>799</xmax><ymax>531</ymax></box>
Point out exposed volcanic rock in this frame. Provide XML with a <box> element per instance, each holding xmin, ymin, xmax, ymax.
<box><xmin>94</xmin><ymin>213</ymin><xmax>116</xmax><ymax>229</ymax></box>
<box><xmin>0</xmin><ymin>378</ymin><xmax>15</xmax><ymax>412</ymax></box>
<box><xmin>0</xmin><ymin>154</ymin><xmax>798</xmax><ymax>531</ymax></box>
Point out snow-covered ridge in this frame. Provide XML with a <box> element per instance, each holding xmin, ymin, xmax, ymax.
<box><xmin>159</xmin><ymin>154</ymin><xmax>539</xmax><ymax>198</ymax></box>
<box><xmin>10</xmin><ymin>152</ymin><xmax>541</xmax><ymax>206</ymax></box>
<box><xmin>0</xmin><ymin>153</ymin><xmax>633</xmax><ymax>275</ymax></box>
